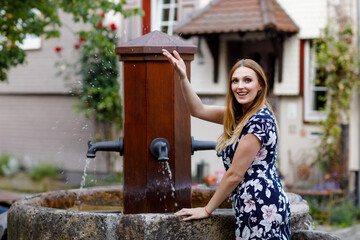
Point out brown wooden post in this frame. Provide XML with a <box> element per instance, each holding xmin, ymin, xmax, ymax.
<box><xmin>116</xmin><ymin>31</ymin><xmax>197</xmax><ymax>214</ymax></box>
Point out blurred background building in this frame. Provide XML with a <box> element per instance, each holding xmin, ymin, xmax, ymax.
<box><xmin>0</xmin><ymin>0</ymin><xmax>359</xmax><ymax>190</ymax></box>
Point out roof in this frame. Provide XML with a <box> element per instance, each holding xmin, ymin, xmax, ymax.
<box><xmin>116</xmin><ymin>30</ymin><xmax>197</xmax><ymax>55</ymax></box>
<box><xmin>174</xmin><ymin>0</ymin><xmax>299</xmax><ymax>36</ymax></box>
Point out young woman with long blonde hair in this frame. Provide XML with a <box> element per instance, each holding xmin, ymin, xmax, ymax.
<box><xmin>163</xmin><ymin>49</ymin><xmax>291</xmax><ymax>240</ymax></box>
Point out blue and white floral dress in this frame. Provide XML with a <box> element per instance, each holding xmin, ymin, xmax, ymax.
<box><xmin>222</xmin><ymin>108</ymin><xmax>291</xmax><ymax>240</ymax></box>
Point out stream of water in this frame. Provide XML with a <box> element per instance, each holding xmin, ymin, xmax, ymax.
<box><xmin>162</xmin><ymin>161</ymin><xmax>178</xmax><ymax>209</ymax></box>
<box><xmin>74</xmin><ymin>157</ymin><xmax>91</xmax><ymax>209</ymax></box>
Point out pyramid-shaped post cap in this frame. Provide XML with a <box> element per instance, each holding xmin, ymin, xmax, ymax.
<box><xmin>116</xmin><ymin>30</ymin><xmax>197</xmax><ymax>55</ymax></box>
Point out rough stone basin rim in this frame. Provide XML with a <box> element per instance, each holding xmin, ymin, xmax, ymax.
<box><xmin>7</xmin><ymin>186</ymin><xmax>313</xmax><ymax>240</ymax></box>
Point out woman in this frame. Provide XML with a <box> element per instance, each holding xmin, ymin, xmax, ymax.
<box><xmin>162</xmin><ymin>49</ymin><xmax>291</xmax><ymax>239</ymax></box>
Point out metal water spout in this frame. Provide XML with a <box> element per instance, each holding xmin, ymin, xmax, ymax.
<box><xmin>86</xmin><ymin>137</ymin><xmax>124</xmax><ymax>158</ymax></box>
<box><xmin>150</xmin><ymin>138</ymin><xmax>170</xmax><ymax>161</ymax></box>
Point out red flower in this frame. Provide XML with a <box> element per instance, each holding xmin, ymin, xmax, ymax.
<box><xmin>97</xmin><ymin>22</ymin><xmax>103</xmax><ymax>28</ymax></box>
<box><xmin>99</xmin><ymin>12</ymin><xmax>105</xmax><ymax>18</ymax></box>
<box><xmin>54</xmin><ymin>46</ymin><xmax>62</xmax><ymax>52</ymax></box>
<box><xmin>79</xmin><ymin>37</ymin><xmax>84</xmax><ymax>42</ymax></box>
<box><xmin>74</xmin><ymin>43</ymin><xmax>80</xmax><ymax>49</ymax></box>
<box><xmin>109</xmin><ymin>23</ymin><xmax>117</xmax><ymax>31</ymax></box>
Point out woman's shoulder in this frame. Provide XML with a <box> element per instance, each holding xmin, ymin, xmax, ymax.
<box><xmin>243</xmin><ymin>108</ymin><xmax>277</xmax><ymax>146</ymax></box>
<box><xmin>248</xmin><ymin>108</ymin><xmax>274</xmax><ymax>124</ymax></box>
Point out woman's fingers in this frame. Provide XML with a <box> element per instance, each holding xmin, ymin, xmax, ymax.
<box><xmin>172</xmin><ymin>50</ymin><xmax>183</xmax><ymax>62</ymax></box>
<box><xmin>162</xmin><ymin>49</ymin><xmax>187</xmax><ymax>79</ymax></box>
<box><xmin>174</xmin><ymin>207</ymin><xmax>209</xmax><ymax>221</ymax></box>
<box><xmin>174</xmin><ymin>208</ymin><xmax>190</xmax><ymax>216</ymax></box>
<box><xmin>162</xmin><ymin>49</ymin><xmax>180</xmax><ymax>63</ymax></box>
<box><xmin>175</xmin><ymin>208</ymin><xmax>193</xmax><ymax>221</ymax></box>
<box><xmin>162</xmin><ymin>50</ymin><xmax>180</xmax><ymax>69</ymax></box>
<box><xmin>162</xmin><ymin>49</ymin><xmax>175</xmax><ymax>64</ymax></box>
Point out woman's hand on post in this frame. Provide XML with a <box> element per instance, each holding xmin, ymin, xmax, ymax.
<box><xmin>174</xmin><ymin>207</ymin><xmax>211</xmax><ymax>221</ymax></box>
<box><xmin>162</xmin><ymin>49</ymin><xmax>187</xmax><ymax>80</ymax></box>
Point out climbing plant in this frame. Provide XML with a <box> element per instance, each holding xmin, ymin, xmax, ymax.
<box><xmin>56</xmin><ymin>13</ymin><xmax>124</xmax><ymax>129</ymax></box>
<box><xmin>313</xmin><ymin>10</ymin><xmax>359</xmax><ymax>187</ymax></box>
<box><xmin>54</xmin><ymin>8</ymin><xmax>142</xmax><ymax>173</ymax></box>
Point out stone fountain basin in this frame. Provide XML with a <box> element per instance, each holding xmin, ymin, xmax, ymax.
<box><xmin>7</xmin><ymin>186</ymin><xmax>313</xmax><ymax>240</ymax></box>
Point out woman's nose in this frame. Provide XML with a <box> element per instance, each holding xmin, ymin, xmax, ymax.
<box><xmin>237</xmin><ymin>80</ymin><xmax>244</xmax><ymax>89</ymax></box>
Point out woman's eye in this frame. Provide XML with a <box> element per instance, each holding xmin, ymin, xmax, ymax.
<box><xmin>231</xmin><ymin>79</ymin><xmax>238</xmax><ymax>83</ymax></box>
<box><xmin>245</xmin><ymin>78</ymin><xmax>252</xmax><ymax>83</ymax></box>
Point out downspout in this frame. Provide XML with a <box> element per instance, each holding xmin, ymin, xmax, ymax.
<box><xmin>357</xmin><ymin>0</ymin><xmax>360</xmax><ymax>208</ymax></box>
<box><xmin>142</xmin><ymin>0</ymin><xmax>151</xmax><ymax>34</ymax></box>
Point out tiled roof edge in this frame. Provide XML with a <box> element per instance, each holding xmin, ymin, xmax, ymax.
<box><xmin>174</xmin><ymin>0</ymin><xmax>223</xmax><ymax>34</ymax></box>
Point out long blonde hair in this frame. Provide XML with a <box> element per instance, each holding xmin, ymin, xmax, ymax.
<box><xmin>216</xmin><ymin>59</ymin><xmax>274</xmax><ymax>152</ymax></box>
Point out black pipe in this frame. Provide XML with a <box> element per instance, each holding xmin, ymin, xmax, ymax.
<box><xmin>87</xmin><ymin>137</ymin><xmax>124</xmax><ymax>158</ymax></box>
<box><xmin>191</xmin><ymin>136</ymin><xmax>218</xmax><ymax>155</ymax></box>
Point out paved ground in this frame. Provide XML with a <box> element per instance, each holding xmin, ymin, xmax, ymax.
<box><xmin>316</xmin><ymin>223</ymin><xmax>360</xmax><ymax>240</ymax></box>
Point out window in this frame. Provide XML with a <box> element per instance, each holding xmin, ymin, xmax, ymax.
<box><xmin>158</xmin><ymin>0</ymin><xmax>178</xmax><ymax>35</ymax></box>
<box><xmin>19</xmin><ymin>34</ymin><xmax>41</xmax><ymax>50</ymax></box>
<box><xmin>304</xmin><ymin>40</ymin><xmax>328</xmax><ymax>122</ymax></box>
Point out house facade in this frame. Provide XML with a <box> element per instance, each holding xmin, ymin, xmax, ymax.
<box><xmin>151</xmin><ymin>0</ymin><xmax>360</xmax><ymax>188</ymax></box>
<box><xmin>0</xmin><ymin>5</ymin><xmax>143</xmax><ymax>179</ymax></box>
<box><xmin>1</xmin><ymin>0</ymin><xmax>359</xmax><ymax>189</ymax></box>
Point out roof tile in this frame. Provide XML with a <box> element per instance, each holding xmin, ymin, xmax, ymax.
<box><xmin>175</xmin><ymin>0</ymin><xmax>299</xmax><ymax>35</ymax></box>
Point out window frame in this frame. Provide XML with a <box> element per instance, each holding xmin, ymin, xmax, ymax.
<box><xmin>303</xmin><ymin>39</ymin><xmax>328</xmax><ymax>122</ymax></box>
<box><xmin>155</xmin><ymin>0</ymin><xmax>178</xmax><ymax>35</ymax></box>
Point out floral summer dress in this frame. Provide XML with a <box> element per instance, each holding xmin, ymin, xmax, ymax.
<box><xmin>222</xmin><ymin>108</ymin><xmax>291</xmax><ymax>240</ymax></box>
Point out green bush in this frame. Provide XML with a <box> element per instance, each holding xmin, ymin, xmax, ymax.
<box><xmin>102</xmin><ymin>172</ymin><xmax>123</xmax><ymax>184</ymax></box>
<box><xmin>329</xmin><ymin>200</ymin><xmax>359</xmax><ymax>227</ymax></box>
<box><xmin>28</xmin><ymin>163</ymin><xmax>59</xmax><ymax>180</ymax></box>
<box><xmin>0</xmin><ymin>153</ymin><xmax>20</xmax><ymax>177</ymax></box>
<box><xmin>304</xmin><ymin>195</ymin><xmax>331</xmax><ymax>224</ymax></box>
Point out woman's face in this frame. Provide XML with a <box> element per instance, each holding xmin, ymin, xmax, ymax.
<box><xmin>231</xmin><ymin>66</ymin><xmax>262</xmax><ymax>111</ymax></box>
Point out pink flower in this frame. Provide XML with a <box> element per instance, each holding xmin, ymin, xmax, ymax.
<box><xmin>109</xmin><ymin>23</ymin><xmax>117</xmax><ymax>31</ymax></box>
<box><xmin>54</xmin><ymin>46</ymin><xmax>62</xmax><ymax>52</ymax></box>
<box><xmin>244</xmin><ymin>195</ymin><xmax>256</xmax><ymax>212</ymax></box>
<box><xmin>261</xmin><ymin>204</ymin><xmax>278</xmax><ymax>222</ymax></box>
<box><xmin>99</xmin><ymin>12</ymin><xmax>105</xmax><ymax>18</ymax></box>
<box><xmin>255</xmin><ymin>147</ymin><xmax>267</xmax><ymax>161</ymax></box>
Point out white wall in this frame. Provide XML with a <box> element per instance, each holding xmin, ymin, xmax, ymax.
<box><xmin>274</xmin><ymin>36</ymin><xmax>299</xmax><ymax>96</ymax></box>
<box><xmin>189</xmin><ymin>37</ymin><xmax>226</xmax><ymax>179</ymax></box>
<box><xmin>277</xmin><ymin>0</ymin><xmax>327</xmax><ymax>39</ymax></box>
<box><xmin>278</xmin><ymin>96</ymin><xmax>322</xmax><ymax>185</ymax></box>
<box><xmin>0</xmin><ymin>95</ymin><xmax>107</xmax><ymax>173</ymax></box>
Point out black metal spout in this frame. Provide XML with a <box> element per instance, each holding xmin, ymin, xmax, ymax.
<box><xmin>87</xmin><ymin>137</ymin><xmax>124</xmax><ymax>158</ymax></box>
<box><xmin>150</xmin><ymin>138</ymin><xmax>170</xmax><ymax>161</ymax></box>
<box><xmin>191</xmin><ymin>136</ymin><xmax>218</xmax><ymax>155</ymax></box>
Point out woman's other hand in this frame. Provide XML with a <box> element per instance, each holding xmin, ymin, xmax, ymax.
<box><xmin>162</xmin><ymin>49</ymin><xmax>187</xmax><ymax>80</ymax></box>
<box><xmin>174</xmin><ymin>207</ymin><xmax>211</xmax><ymax>221</ymax></box>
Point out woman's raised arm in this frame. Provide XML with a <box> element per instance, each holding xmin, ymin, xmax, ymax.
<box><xmin>162</xmin><ymin>49</ymin><xmax>224</xmax><ymax>124</ymax></box>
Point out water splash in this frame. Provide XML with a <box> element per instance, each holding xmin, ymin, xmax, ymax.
<box><xmin>80</xmin><ymin>158</ymin><xmax>91</xmax><ymax>189</ymax></box>
<box><xmin>75</xmin><ymin>158</ymin><xmax>92</xmax><ymax>209</ymax></box>
<box><xmin>162</xmin><ymin>162</ymin><xmax>177</xmax><ymax>209</ymax></box>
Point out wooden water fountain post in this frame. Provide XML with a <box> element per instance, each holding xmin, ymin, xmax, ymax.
<box><xmin>116</xmin><ymin>31</ymin><xmax>197</xmax><ymax>214</ymax></box>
